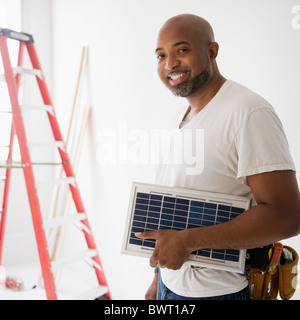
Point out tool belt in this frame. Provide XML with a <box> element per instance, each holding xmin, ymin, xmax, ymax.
<box><xmin>245</xmin><ymin>244</ymin><xmax>298</xmax><ymax>300</ymax></box>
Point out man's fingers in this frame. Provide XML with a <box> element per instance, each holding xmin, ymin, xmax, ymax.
<box><xmin>135</xmin><ymin>230</ymin><xmax>158</xmax><ymax>239</ymax></box>
<box><xmin>150</xmin><ymin>255</ymin><xmax>158</xmax><ymax>268</ymax></box>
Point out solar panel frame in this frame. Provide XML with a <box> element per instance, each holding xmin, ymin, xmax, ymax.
<box><xmin>122</xmin><ymin>182</ymin><xmax>252</xmax><ymax>274</ymax></box>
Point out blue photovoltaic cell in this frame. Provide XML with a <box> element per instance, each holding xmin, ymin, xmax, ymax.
<box><xmin>129</xmin><ymin>191</ymin><xmax>245</xmax><ymax>263</ymax></box>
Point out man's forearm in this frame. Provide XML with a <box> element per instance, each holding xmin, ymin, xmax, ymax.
<box><xmin>136</xmin><ymin>171</ymin><xmax>300</xmax><ymax>270</ymax></box>
<box><xmin>136</xmin><ymin>203</ymin><xmax>298</xmax><ymax>270</ymax></box>
<box><xmin>183</xmin><ymin>203</ymin><xmax>297</xmax><ymax>252</ymax></box>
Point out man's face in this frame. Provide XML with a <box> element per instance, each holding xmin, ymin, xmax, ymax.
<box><xmin>156</xmin><ymin>24</ymin><xmax>212</xmax><ymax>97</ymax></box>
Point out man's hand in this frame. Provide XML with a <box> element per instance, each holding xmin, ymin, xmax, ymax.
<box><xmin>135</xmin><ymin>229</ymin><xmax>191</xmax><ymax>270</ymax></box>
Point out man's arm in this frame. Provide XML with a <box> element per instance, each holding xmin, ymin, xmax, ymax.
<box><xmin>136</xmin><ymin>170</ymin><xmax>300</xmax><ymax>270</ymax></box>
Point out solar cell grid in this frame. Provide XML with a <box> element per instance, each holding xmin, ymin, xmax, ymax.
<box><xmin>123</xmin><ymin>183</ymin><xmax>252</xmax><ymax>273</ymax></box>
<box><xmin>131</xmin><ymin>192</ymin><xmax>244</xmax><ymax>254</ymax></box>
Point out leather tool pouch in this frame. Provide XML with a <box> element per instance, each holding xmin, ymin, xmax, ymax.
<box><xmin>278</xmin><ymin>245</ymin><xmax>298</xmax><ymax>300</ymax></box>
<box><xmin>247</xmin><ymin>268</ymin><xmax>266</xmax><ymax>300</ymax></box>
<box><xmin>246</xmin><ymin>245</ymin><xmax>298</xmax><ymax>300</ymax></box>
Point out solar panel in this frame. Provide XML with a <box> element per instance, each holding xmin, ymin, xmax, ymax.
<box><xmin>122</xmin><ymin>182</ymin><xmax>252</xmax><ymax>274</ymax></box>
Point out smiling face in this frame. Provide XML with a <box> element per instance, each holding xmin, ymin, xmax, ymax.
<box><xmin>156</xmin><ymin>15</ymin><xmax>216</xmax><ymax>98</ymax></box>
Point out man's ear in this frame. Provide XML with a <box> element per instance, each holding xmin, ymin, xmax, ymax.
<box><xmin>208</xmin><ymin>42</ymin><xmax>219</xmax><ymax>61</ymax></box>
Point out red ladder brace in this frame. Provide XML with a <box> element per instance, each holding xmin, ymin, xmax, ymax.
<box><xmin>0</xmin><ymin>29</ymin><xmax>111</xmax><ymax>300</ymax></box>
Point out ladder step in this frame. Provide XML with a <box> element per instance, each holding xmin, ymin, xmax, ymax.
<box><xmin>72</xmin><ymin>285</ymin><xmax>109</xmax><ymax>300</ymax></box>
<box><xmin>0</xmin><ymin>161</ymin><xmax>67</xmax><ymax>169</ymax></box>
<box><xmin>36</xmin><ymin>177</ymin><xmax>76</xmax><ymax>189</ymax></box>
<box><xmin>51</xmin><ymin>249</ymin><xmax>97</xmax><ymax>271</ymax></box>
<box><xmin>0</xmin><ymin>176</ymin><xmax>6</xmax><ymax>181</ymax></box>
<box><xmin>20</xmin><ymin>104</ymin><xmax>55</xmax><ymax>117</ymax></box>
<box><xmin>1</xmin><ymin>68</ymin><xmax>43</xmax><ymax>80</ymax></box>
<box><xmin>44</xmin><ymin>213</ymin><xmax>91</xmax><ymax>234</ymax></box>
<box><xmin>28</xmin><ymin>141</ymin><xmax>65</xmax><ymax>151</ymax></box>
<box><xmin>12</xmin><ymin>66</ymin><xmax>43</xmax><ymax>80</ymax></box>
<box><xmin>44</xmin><ymin>213</ymin><xmax>86</xmax><ymax>229</ymax></box>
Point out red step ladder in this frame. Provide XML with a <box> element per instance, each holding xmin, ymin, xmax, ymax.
<box><xmin>0</xmin><ymin>28</ymin><xmax>111</xmax><ymax>300</ymax></box>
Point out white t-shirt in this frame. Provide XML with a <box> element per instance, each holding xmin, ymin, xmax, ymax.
<box><xmin>154</xmin><ymin>79</ymin><xmax>295</xmax><ymax>297</ymax></box>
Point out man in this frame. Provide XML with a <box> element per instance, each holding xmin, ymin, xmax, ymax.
<box><xmin>136</xmin><ymin>14</ymin><xmax>300</xmax><ymax>300</ymax></box>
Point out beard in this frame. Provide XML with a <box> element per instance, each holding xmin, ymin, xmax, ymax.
<box><xmin>167</xmin><ymin>64</ymin><xmax>211</xmax><ymax>98</ymax></box>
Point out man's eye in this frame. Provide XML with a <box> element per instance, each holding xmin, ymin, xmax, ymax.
<box><xmin>157</xmin><ymin>54</ymin><xmax>165</xmax><ymax>60</ymax></box>
<box><xmin>178</xmin><ymin>48</ymin><xmax>188</xmax><ymax>53</ymax></box>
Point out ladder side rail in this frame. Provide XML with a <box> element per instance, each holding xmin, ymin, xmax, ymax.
<box><xmin>25</xmin><ymin>42</ymin><xmax>111</xmax><ymax>296</ymax></box>
<box><xmin>0</xmin><ymin>40</ymin><xmax>25</xmax><ymax>264</ymax></box>
<box><xmin>0</xmin><ymin>36</ymin><xmax>57</xmax><ymax>300</ymax></box>
<box><xmin>15</xmin><ymin>41</ymin><xmax>25</xmax><ymax>88</ymax></box>
<box><xmin>0</xmin><ymin>123</ymin><xmax>15</xmax><ymax>265</ymax></box>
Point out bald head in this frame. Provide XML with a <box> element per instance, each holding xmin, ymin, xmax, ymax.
<box><xmin>159</xmin><ymin>14</ymin><xmax>215</xmax><ymax>46</ymax></box>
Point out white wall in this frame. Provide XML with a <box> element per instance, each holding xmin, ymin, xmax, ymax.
<box><xmin>3</xmin><ymin>0</ymin><xmax>300</xmax><ymax>300</ymax></box>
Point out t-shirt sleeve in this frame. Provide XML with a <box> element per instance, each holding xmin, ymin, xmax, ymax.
<box><xmin>235</xmin><ymin>107</ymin><xmax>295</xmax><ymax>185</ymax></box>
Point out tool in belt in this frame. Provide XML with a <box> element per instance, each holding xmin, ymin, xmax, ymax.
<box><xmin>245</xmin><ymin>243</ymin><xmax>299</xmax><ymax>300</ymax></box>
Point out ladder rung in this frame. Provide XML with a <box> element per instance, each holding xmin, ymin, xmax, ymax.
<box><xmin>72</xmin><ymin>285</ymin><xmax>108</xmax><ymax>300</ymax></box>
<box><xmin>44</xmin><ymin>213</ymin><xmax>86</xmax><ymax>229</ymax></box>
<box><xmin>13</xmin><ymin>66</ymin><xmax>43</xmax><ymax>80</ymax></box>
<box><xmin>1</xmin><ymin>161</ymin><xmax>69</xmax><ymax>168</ymax></box>
<box><xmin>20</xmin><ymin>104</ymin><xmax>55</xmax><ymax>117</ymax></box>
<box><xmin>28</xmin><ymin>141</ymin><xmax>65</xmax><ymax>152</ymax></box>
<box><xmin>32</xmin><ymin>161</ymin><xmax>68</xmax><ymax>166</ymax></box>
<box><xmin>36</xmin><ymin>177</ymin><xmax>76</xmax><ymax>189</ymax></box>
<box><xmin>0</xmin><ymin>176</ymin><xmax>6</xmax><ymax>181</ymax></box>
<box><xmin>1</xmin><ymin>68</ymin><xmax>42</xmax><ymax>80</ymax></box>
<box><xmin>51</xmin><ymin>249</ymin><xmax>97</xmax><ymax>271</ymax></box>
<box><xmin>76</xmin><ymin>221</ymin><xmax>92</xmax><ymax>235</ymax></box>
<box><xmin>85</xmin><ymin>255</ymin><xmax>102</xmax><ymax>271</ymax></box>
